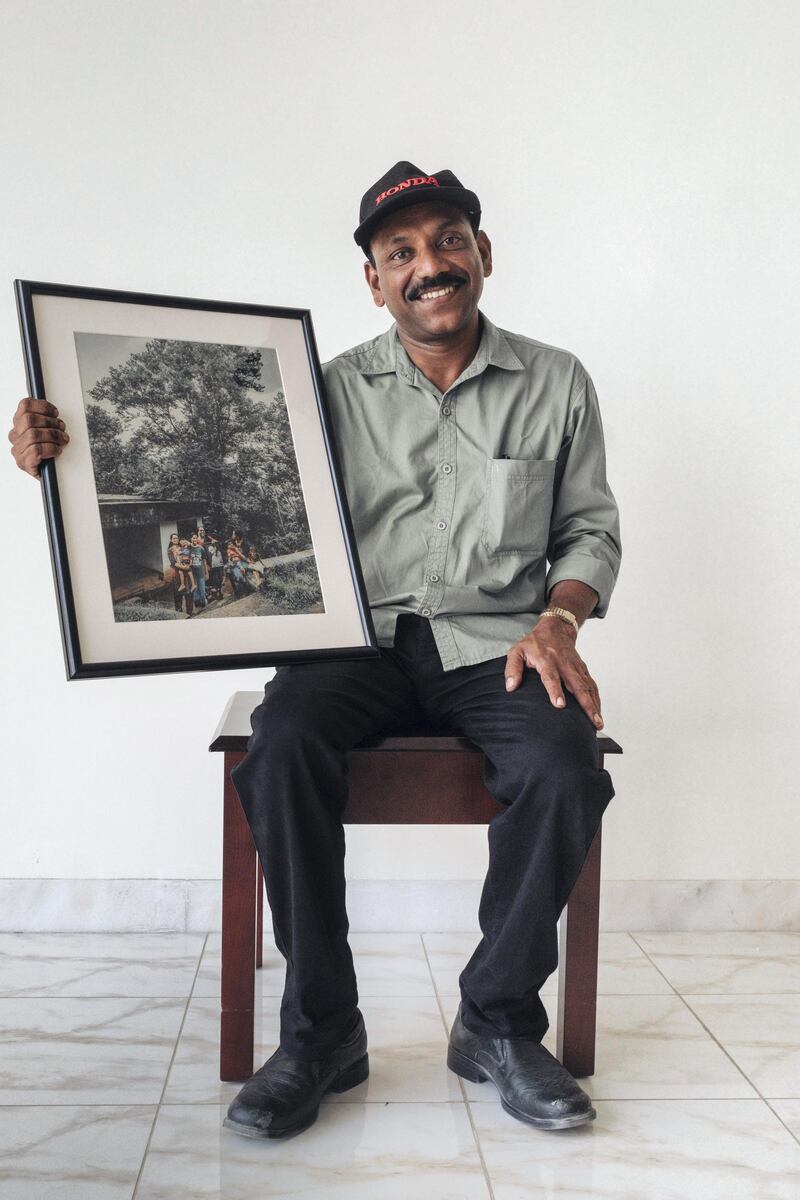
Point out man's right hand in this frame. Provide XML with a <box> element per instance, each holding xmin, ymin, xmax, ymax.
<box><xmin>8</xmin><ymin>398</ymin><xmax>70</xmax><ymax>478</ymax></box>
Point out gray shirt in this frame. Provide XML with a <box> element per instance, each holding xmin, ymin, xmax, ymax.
<box><xmin>321</xmin><ymin>311</ymin><xmax>621</xmax><ymax>671</ymax></box>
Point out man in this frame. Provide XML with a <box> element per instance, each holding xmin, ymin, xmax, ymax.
<box><xmin>8</xmin><ymin>160</ymin><xmax>621</xmax><ymax>1141</ymax></box>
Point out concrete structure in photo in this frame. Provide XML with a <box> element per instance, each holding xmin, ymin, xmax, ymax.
<box><xmin>97</xmin><ymin>494</ymin><xmax>207</xmax><ymax>601</ymax></box>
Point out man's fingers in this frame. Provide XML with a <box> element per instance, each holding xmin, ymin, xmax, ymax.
<box><xmin>28</xmin><ymin>442</ymin><xmax>62</xmax><ymax>465</ymax></box>
<box><xmin>578</xmin><ymin>671</ymin><xmax>603</xmax><ymax>724</ymax></box>
<box><xmin>18</xmin><ymin>412</ymin><xmax>65</xmax><ymax>432</ymax></box>
<box><xmin>9</xmin><ymin>416</ymin><xmax>65</xmax><ymax>444</ymax></box>
<box><xmin>541</xmin><ymin>655</ymin><xmax>604</xmax><ymax>726</ymax></box>
<box><xmin>8</xmin><ymin>399</ymin><xmax>64</xmax><ymax>468</ymax></box>
<box><xmin>29</xmin><ymin>447</ymin><xmax>62</xmax><ymax>475</ymax></box>
<box><xmin>571</xmin><ymin>666</ymin><xmax>601</xmax><ymax>707</ymax></box>
<box><xmin>563</xmin><ymin>670</ymin><xmax>604</xmax><ymax>728</ymax></box>
<box><xmin>17</xmin><ymin>397</ymin><xmax>59</xmax><ymax>418</ymax></box>
<box><xmin>10</xmin><ymin>434</ymin><xmax>64</xmax><ymax>477</ymax></box>
<box><xmin>33</xmin><ymin>425</ymin><xmax>68</xmax><ymax>443</ymax></box>
<box><xmin>538</xmin><ymin>668</ymin><xmax>566</xmax><ymax>708</ymax></box>
<box><xmin>526</xmin><ymin>647</ymin><xmax>566</xmax><ymax>709</ymax></box>
<box><xmin>504</xmin><ymin>646</ymin><xmax>525</xmax><ymax>692</ymax></box>
<box><xmin>12</xmin><ymin>426</ymin><xmax>69</xmax><ymax>451</ymax></box>
<box><xmin>22</xmin><ymin>448</ymin><xmax>60</xmax><ymax>476</ymax></box>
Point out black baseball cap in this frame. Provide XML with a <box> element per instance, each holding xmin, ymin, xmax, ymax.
<box><xmin>353</xmin><ymin>160</ymin><xmax>481</xmax><ymax>254</ymax></box>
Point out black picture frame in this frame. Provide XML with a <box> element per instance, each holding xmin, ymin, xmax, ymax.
<box><xmin>15</xmin><ymin>279</ymin><xmax>379</xmax><ymax>679</ymax></box>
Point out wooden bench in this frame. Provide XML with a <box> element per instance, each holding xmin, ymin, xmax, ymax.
<box><xmin>210</xmin><ymin>690</ymin><xmax>622</xmax><ymax>1082</ymax></box>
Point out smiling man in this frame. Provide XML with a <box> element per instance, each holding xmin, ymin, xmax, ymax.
<box><xmin>225</xmin><ymin>162</ymin><xmax>622</xmax><ymax>1139</ymax></box>
<box><xmin>8</xmin><ymin>160</ymin><xmax>621</xmax><ymax>1142</ymax></box>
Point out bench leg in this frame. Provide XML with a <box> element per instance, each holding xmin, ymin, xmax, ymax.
<box><xmin>220</xmin><ymin>750</ymin><xmax>257</xmax><ymax>1082</ymax></box>
<box><xmin>556</xmin><ymin>801</ymin><xmax>603</xmax><ymax>1079</ymax></box>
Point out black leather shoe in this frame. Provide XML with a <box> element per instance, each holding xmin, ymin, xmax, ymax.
<box><xmin>223</xmin><ymin>1011</ymin><xmax>368</xmax><ymax>1139</ymax></box>
<box><xmin>447</xmin><ymin>1004</ymin><xmax>595</xmax><ymax>1130</ymax></box>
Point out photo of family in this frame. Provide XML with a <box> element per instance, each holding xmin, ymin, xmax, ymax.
<box><xmin>73</xmin><ymin>332</ymin><xmax>325</xmax><ymax>622</ymax></box>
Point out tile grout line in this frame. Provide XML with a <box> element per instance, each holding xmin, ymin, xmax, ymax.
<box><xmin>763</xmin><ymin>1098</ymin><xmax>800</xmax><ymax>1149</ymax></box>
<box><xmin>419</xmin><ymin>933</ymin><xmax>497</xmax><ymax>1200</ymax></box>
<box><xmin>130</xmin><ymin>930</ymin><xmax>210</xmax><ymax>1199</ymax></box>
<box><xmin>626</xmin><ymin>932</ymin><xmax>796</xmax><ymax>1125</ymax></box>
<box><xmin>676</xmin><ymin>989</ymin><xmax>800</xmax><ymax>1149</ymax></box>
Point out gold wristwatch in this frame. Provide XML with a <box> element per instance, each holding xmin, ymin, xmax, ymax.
<box><xmin>539</xmin><ymin>607</ymin><xmax>579</xmax><ymax>636</ymax></box>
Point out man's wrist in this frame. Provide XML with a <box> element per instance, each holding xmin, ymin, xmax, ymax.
<box><xmin>545</xmin><ymin>580</ymin><xmax>599</xmax><ymax>630</ymax></box>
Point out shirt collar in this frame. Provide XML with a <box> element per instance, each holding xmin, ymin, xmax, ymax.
<box><xmin>359</xmin><ymin>310</ymin><xmax>525</xmax><ymax>383</ymax></box>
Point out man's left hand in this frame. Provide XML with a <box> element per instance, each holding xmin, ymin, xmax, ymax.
<box><xmin>504</xmin><ymin>619</ymin><xmax>604</xmax><ymax>729</ymax></box>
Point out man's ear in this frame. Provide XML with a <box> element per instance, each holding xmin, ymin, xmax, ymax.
<box><xmin>363</xmin><ymin>259</ymin><xmax>386</xmax><ymax>308</ymax></box>
<box><xmin>476</xmin><ymin>230</ymin><xmax>493</xmax><ymax>280</ymax></box>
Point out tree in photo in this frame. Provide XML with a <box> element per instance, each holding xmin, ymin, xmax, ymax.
<box><xmin>85</xmin><ymin>404</ymin><xmax>132</xmax><ymax>493</ymax></box>
<box><xmin>88</xmin><ymin>340</ymin><xmax>311</xmax><ymax>555</ymax></box>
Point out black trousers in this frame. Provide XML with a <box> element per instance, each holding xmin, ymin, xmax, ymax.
<box><xmin>231</xmin><ymin>613</ymin><xmax>615</xmax><ymax>1061</ymax></box>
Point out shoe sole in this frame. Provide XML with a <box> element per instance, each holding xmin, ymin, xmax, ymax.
<box><xmin>222</xmin><ymin>1052</ymin><xmax>369</xmax><ymax>1140</ymax></box>
<box><xmin>447</xmin><ymin>1045</ymin><xmax>596</xmax><ymax>1130</ymax></box>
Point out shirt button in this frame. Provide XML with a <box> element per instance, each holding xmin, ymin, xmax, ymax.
<box><xmin>441</xmin><ymin>406</ymin><xmax>451</xmax><ymax>416</ymax></box>
<box><xmin>428</xmin><ymin>573</ymin><xmax>440</xmax><ymax>582</ymax></box>
<box><xmin>436</xmin><ymin>520</ymin><xmax>447</xmax><ymax>530</ymax></box>
<box><xmin>441</xmin><ymin>463</ymin><xmax>453</xmax><ymax>474</ymax></box>
<box><xmin>420</xmin><ymin>607</ymin><xmax>432</xmax><ymax>617</ymax></box>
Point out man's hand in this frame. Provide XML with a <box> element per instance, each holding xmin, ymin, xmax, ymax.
<box><xmin>8</xmin><ymin>398</ymin><xmax>70</xmax><ymax>478</ymax></box>
<box><xmin>504</xmin><ymin>617</ymin><xmax>604</xmax><ymax>729</ymax></box>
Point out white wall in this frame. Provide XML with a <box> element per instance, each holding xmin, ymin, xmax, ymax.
<box><xmin>2</xmin><ymin>1</ymin><xmax>798</xmax><ymax>893</ymax></box>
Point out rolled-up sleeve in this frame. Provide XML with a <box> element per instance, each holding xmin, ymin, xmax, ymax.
<box><xmin>545</xmin><ymin>366</ymin><xmax>621</xmax><ymax>618</ymax></box>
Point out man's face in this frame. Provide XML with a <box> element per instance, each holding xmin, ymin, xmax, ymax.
<box><xmin>364</xmin><ymin>201</ymin><xmax>492</xmax><ymax>344</ymax></box>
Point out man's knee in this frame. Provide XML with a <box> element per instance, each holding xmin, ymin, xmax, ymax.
<box><xmin>252</xmin><ymin>678</ymin><xmax>317</xmax><ymax>745</ymax></box>
<box><xmin>491</xmin><ymin>739</ymin><xmax>612</xmax><ymax>816</ymax></box>
<box><xmin>230</xmin><ymin>676</ymin><xmax>351</xmax><ymax>815</ymax></box>
<box><xmin>235</xmin><ymin>692</ymin><xmax>318</xmax><ymax>776</ymax></box>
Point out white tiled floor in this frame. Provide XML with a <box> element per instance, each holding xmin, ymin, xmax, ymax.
<box><xmin>1</xmin><ymin>930</ymin><xmax>799</xmax><ymax>1198</ymax></box>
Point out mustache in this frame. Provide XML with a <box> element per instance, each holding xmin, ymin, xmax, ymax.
<box><xmin>407</xmin><ymin>273</ymin><xmax>467</xmax><ymax>302</ymax></box>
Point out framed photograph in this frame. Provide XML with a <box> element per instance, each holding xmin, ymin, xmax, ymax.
<box><xmin>15</xmin><ymin>280</ymin><xmax>379</xmax><ymax>679</ymax></box>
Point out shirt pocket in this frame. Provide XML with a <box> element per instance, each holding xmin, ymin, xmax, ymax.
<box><xmin>481</xmin><ymin>457</ymin><xmax>557</xmax><ymax>556</ymax></box>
